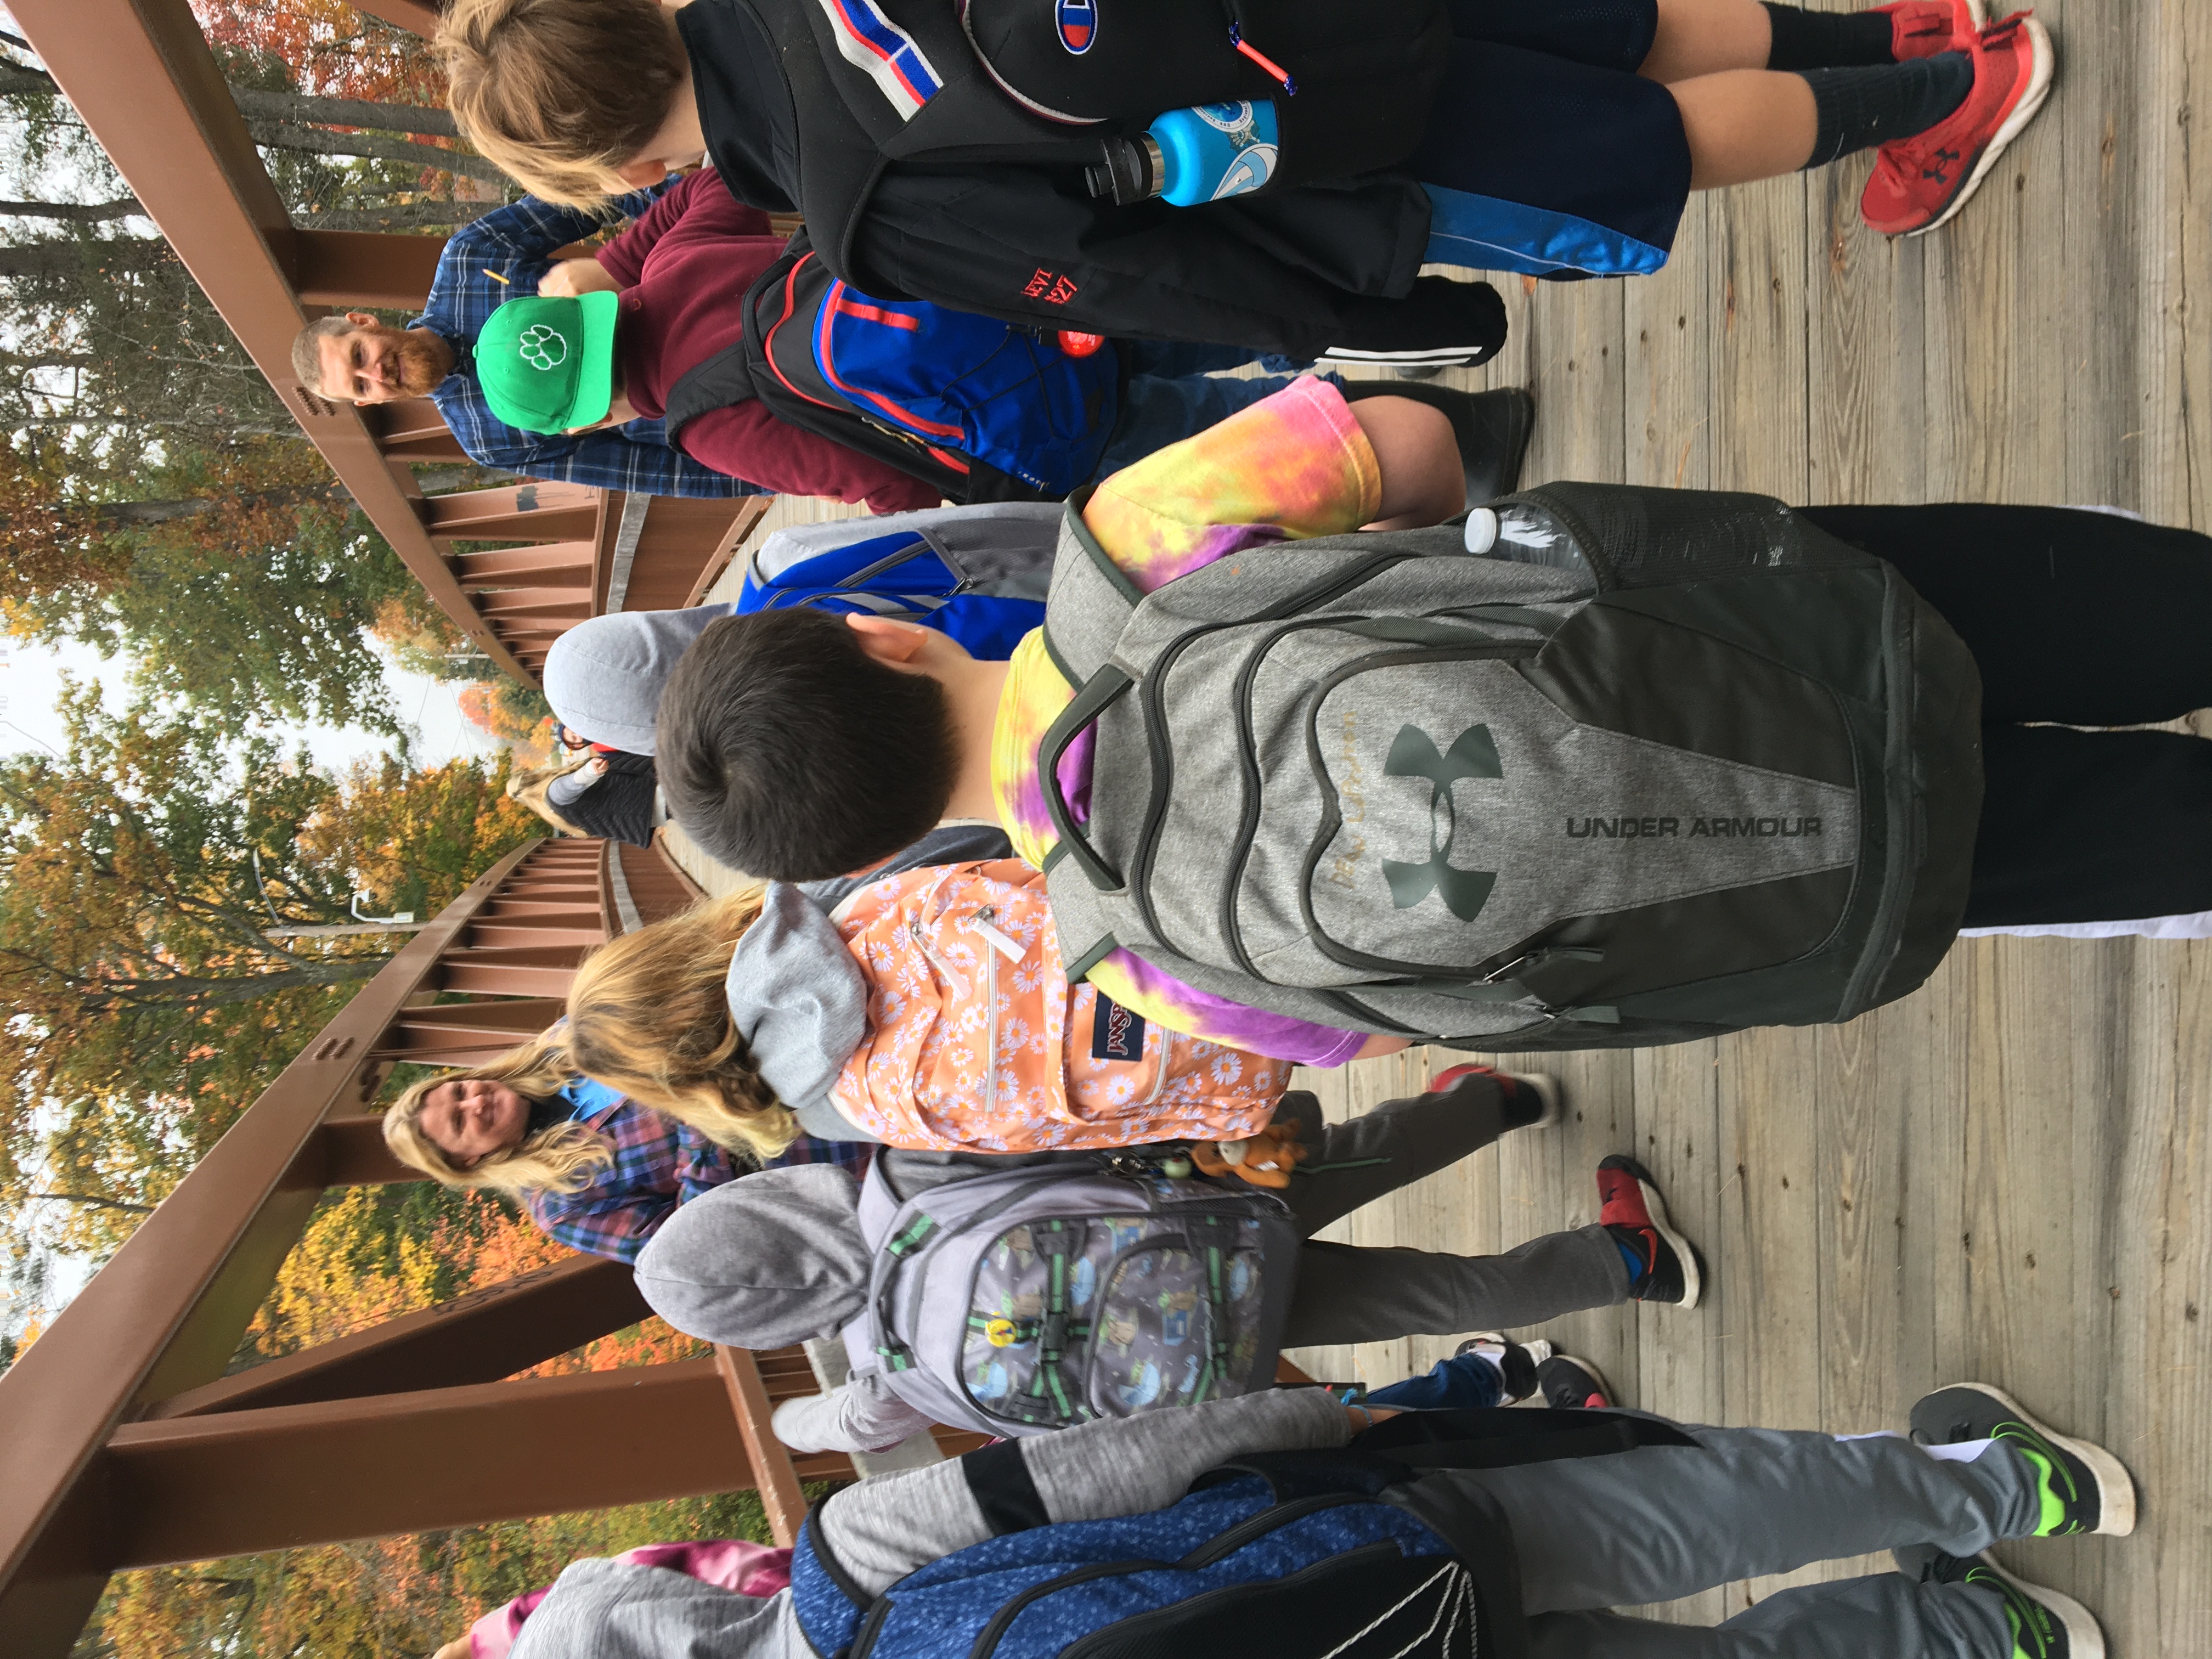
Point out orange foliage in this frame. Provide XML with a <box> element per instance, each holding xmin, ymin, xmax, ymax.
<box><xmin>194</xmin><ymin>0</ymin><xmax>449</xmax><ymax>105</ymax></box>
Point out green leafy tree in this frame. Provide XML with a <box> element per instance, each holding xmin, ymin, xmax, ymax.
<box><xmin>0</xmin><ymin>686</ymin><xmax>537</xmax><ymax>1261</ymax></box>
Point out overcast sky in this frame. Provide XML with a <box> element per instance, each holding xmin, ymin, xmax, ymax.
<box><xmin>0</xmin><ymin>634</ymin><xmax>509</xmax><ymax>774</ymax></box>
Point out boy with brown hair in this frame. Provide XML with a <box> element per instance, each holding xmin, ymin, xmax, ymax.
<box><xmin>653</xmin><ymin>377</ymin><xmax>2212</xmax><ymax>1063</ymax></box>
<box><xmin>436</xmin><ymin>0</ymin><xmax>2052</xmax><ymax>359</ymax></box>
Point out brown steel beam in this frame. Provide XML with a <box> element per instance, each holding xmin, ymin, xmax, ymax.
<box><xmin>104</xmin><ymin>1360</ymin><xmax>755</xmax><ymax>1566</ymax></box>
<box><xmin>685</xmin><ymin>495</ymin><xmax>777</xmax><ymax>606</ymax></box>
<box><xmin>380</xmin><ymin>996</ymin><xmax>565</xmax><ymax>1036</ymax></box>
<box><xmin>317</xmin><ymin>1115</ymin><xmax>423</xmax><ymax>1186</ymax></box>
<box><xmin>293</xmin><ymin>228</ymin><xmax>448</xmax><ymax>308</ymax></box>
<box><xmin>142</xmin><ymin>1255</ymin><xmax>652</xmax><ymax>1420</ymax></box>
<box><xmin>715</xmin><ymin>1347</ymin><xmax>809</xmax><ymax>1548</ymax></box>
<box><xmin>438</xmin><ymin>960</ymin><xmax>585</xmax><ymax>996</ymax></box>
<box><xmin>9</xmin><ymin>0</ymin><xmax>534</xmax><ymax>687</ymax></box>
<box><xmin>424</xmin><ymin>481</ymin><xmax>602</xmax><ymax>543</ymax></box>
<box><xmin>457</xmin><ymin>541</ymin><xmax>598</xmax><ymax>587</ymax></box>
<box><xmin>369</xmin><ymin>397</ymin><xmax>470</xmax><ymax>462</ymax></box>
<box><xmin>346</xmin><ymin>0</ymin><xmax>445</xmax><ymax>35</ymax></box>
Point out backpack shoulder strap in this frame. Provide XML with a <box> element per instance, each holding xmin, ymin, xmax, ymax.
<box><xmin>662</xmin><ymin>339</ymin><xmax>758</xmax><ymax>442</ymax></box>
<box><xmin>1039</xmin><ymin>488</ymin><xmax>1142</xmax><ymax>686</ymax></box>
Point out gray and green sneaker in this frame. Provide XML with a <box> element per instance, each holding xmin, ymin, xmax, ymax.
<box><xmin>1893</xmin><ymin>1545</ymin><xmax>2104</xmax><ymax>1659</ymax></box>
<box><xmin>1910</xmin><ymin>1383</ymin><xmax>2136</xmax><ymax>1537</ymax></box>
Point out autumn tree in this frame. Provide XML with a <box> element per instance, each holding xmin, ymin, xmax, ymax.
<box><xmin>87</xmin><ymin>1182</ymin><xmax>789</xmax><ymax>1658</ymax></box>
<box><xmin>0</xmin><ymin>13</ymin><xmax>505</xmax><ymax>455</ymax></box>
<box><xmin>0</xmin><ymin>687</ymin><xmax>538</xmax><ymax>1259</ymax></box>
<box><xmin>1</xmin><ymin>435</ymin><xmax>447</xmax><ymax>734</ymax></box>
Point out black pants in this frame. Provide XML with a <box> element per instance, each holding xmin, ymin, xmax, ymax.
<box><xmin>1799</xmin><ymin>505</ymin><xmax>2212</xmax><ymax>927</ymax></box>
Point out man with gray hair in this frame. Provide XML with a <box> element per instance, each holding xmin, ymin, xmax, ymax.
<box><xmin>290</xmin><ymin>184</ymin><xmax>763</xmax><ymax>498</ymax></box>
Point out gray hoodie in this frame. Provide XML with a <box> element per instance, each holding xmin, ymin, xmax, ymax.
<box><xmin>725</xmin><ymin>883</ymin><xmax>878</xmax><ymax>1146</ymax></box>
<box><xmin>505</xmin><ymin>1390</ymin><xmax>1349</xmax><ymax>1659</ymax></box>
<box><xmin>541</xmin><ymin>603</ymin><xmax>737</xmax><ymax>754</ymax></box>
<box><xmin>634</xmin><ymin>1165</ymin><xmax>929</xmax><ymax>1453</ymax></box>
<box><xmin>635</xmin><ymin>1148</ymin><xmax>1105</xmax><ymax>1453</ymax></box>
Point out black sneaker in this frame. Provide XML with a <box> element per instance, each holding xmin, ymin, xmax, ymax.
<box><xmin>1534</xmin><ymin>1353</ymin><xmax>1613</xmax><ymax>1410</ymax></box>
<box><xmin>1452</xmin><ymin>1331</ymin><xmax>1554</xmax><ymax>1402</ymax></box>
<box><xmin>1594</xmin><ymin>1155</ymin><xmax>1703</xmax><ymax>1311</ymax></box>
<box><xmin>1338</xmin><ymin>381</ymin><xmax>1535</xmax><ymax>505</ymax></box>
<box><xmin>1893</xmin><ymin>1544</ymin><xmax>2105</xmax><ymax>1659</ymax></box>
<box><xmin>1910</xmin><ymin>1384</ymin><xmax>2136</xmax><ymax>1537</ymax></box>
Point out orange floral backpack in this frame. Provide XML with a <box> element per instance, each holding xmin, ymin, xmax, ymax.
<box><xmin>830</xmin><ymin>859</ymin><xmax>1288</xmax><ymax>1152</ymax></box>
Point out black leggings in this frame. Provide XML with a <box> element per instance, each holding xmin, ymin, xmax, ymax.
<box><xmin>1798</xmin><ymin>505</ymin><xmax>2212</xmax><ymax>927</ymax></box>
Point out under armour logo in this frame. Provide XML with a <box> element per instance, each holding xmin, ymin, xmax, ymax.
<box><xmin>1921</xmin><ymin>145</ymin><xmax>1960</xmax><ymax>184</ymax></box>
<box><xmin>1379</xmin><ymin>723</ymin><xmax>1500</xmax><ymax>922</ymax></box>
<box><xmin>518</xmin><ymin>324</ymin><xmax>567</xmax><ymax>369</ymax></box>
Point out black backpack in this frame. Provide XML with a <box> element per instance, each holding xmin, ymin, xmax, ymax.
<box><xmin>710</xmin><ymin>0</ymin><xmax>1449</xmax><ymax>280</ymax></box>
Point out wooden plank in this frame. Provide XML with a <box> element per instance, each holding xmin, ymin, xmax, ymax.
<box><xmin>714</xmin><ymin>1347</ymin><xmax>810</xmax><ymax>1549</ymax></box>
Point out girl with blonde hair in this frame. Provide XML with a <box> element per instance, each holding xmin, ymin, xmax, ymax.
<box><xmin>382</xmin><ymin>1028</ymin><xmax>863</xmax><ymax>1262</ymax></box>
<box><xmin>561</xmin><ymin>860</ymin><xmax>1302</xmax><ymax>1159</ymax></box>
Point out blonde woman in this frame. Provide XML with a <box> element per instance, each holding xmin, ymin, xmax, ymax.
<box><xmin>382</xmin><ymin>1034</ymin><xmax>866</xmax><ymax>1262</ymax></box>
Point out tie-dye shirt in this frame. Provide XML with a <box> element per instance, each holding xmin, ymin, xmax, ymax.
<box><xmin>990</xmin><ymin>377</ymin><xmax>1380</xmax><ymax>1065</ymax></box>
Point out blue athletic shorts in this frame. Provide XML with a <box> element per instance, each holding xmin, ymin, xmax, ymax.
<box><xmin>1413</xmin><ymin>0</ymin><xmax>1692</xmax><ymax>279</ymax></box>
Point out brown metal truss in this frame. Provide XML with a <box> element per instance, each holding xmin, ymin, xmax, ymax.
<box><xmin>0</xmin><ymin>838</ymin><xmax>983</xmax><ymax>1655</ymax></box>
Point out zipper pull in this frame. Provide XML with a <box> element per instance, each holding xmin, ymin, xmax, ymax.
<box><xmin>1227</xmin><ymin>24</ymin><xmax>1297</xmax><ymax>94</ymax></box>
<box><xmin>968</xmin><ymin>907</ymin><xmax>1027</xmax><ymax>963</ymax></box>
<box><xmin>911</xmin><ymin>918</ymin><xmax>970</xmax><ymax>997</ymax></box>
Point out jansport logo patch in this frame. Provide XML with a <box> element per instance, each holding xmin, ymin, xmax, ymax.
<box><xmin>1090</xmin><ymin>993</ymin><xmax>1146</xmax><ymax>1061</ymax></box>
<box><xmin>1381</xmin><ymin>723</ymin><xmax>1500</xmax><ymax>923</ymax></box>
<box><xmin>1056</xmin><ymin>0</ymin><xmax>1097</xmax><ymax>54</ymax></box>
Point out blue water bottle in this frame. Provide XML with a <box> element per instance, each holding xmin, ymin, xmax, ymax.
<box><xmin>1086</xmin><ymin>100</ymin><xmax>1280</xmax><ymax>207</ymax></box>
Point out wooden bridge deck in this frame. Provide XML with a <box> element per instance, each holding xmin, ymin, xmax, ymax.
<box><xmin>668</xmin><ymin>3</ymin><xmax>2211</xmax><ymax>1644</ymax></box>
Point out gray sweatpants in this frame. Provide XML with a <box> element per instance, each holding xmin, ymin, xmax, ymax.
<box><xmin>1269</xmin><ymin>1079</ymin><xmax>1628</xmax><ymax>1347</ymax></box>
<box><xmin>1398</xmin><ymin>1422</ymin><xmax>2036</xmax><ymax>1658</ymax></box>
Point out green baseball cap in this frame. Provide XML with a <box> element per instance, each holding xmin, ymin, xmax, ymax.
<box><xmin>477</xmin><ymin>291</ymin><xmax>619</xmax><ymax>432</ymax></box>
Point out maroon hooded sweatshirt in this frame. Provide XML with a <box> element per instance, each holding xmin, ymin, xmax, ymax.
<box><xmin>596</xmin><ymin>170</ymin><xmax>938</xmax><ymax>514</ymax></box>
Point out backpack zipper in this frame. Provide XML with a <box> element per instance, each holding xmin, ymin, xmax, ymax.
<box><xmin>964</xmin><ymin>1558</ymin><xmax>1171</xmax><ymax>1659</ymax></box>
<box><xmin>1127</xmin><ymin>553</ymin><xmax>1415</xmax><ymax>950</ymax></box>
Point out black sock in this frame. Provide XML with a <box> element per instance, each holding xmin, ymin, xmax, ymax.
<box><xmin>1797</xmin><ymin>53</ymin><xmax>1974</xmax><ymax>168</ymax></box>
<box><xmin>1762</xmin><ymin>2</ymin><xmax>1898</xmax><ymax>70</ymax></box>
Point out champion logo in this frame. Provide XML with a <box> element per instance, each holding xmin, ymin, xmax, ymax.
<box><xmin>517</xmin><ymin>324</ymin><xmax>567</xmax><ymax>370</ymax></box>
<box><xmin>1055</xmin><ymin>0</ymin><xmax>1097</xmax><ymax>54</ymax></box>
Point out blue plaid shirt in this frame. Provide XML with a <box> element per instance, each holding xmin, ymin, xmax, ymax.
<box><xmin>525</xmin><ymin>1087</ymin><xmax>872</xmax><ymax>1263</ymax></box>
<box><xmin>413</xmin><ymin>188</ymin><xmax>766</xmax><ymax>498</ymax></box>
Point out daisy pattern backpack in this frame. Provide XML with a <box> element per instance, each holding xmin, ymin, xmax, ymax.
<box><xmin>828</xmin><ymin>859</ymin><xmax>1288</xmax><ymax>1152</ymax></box>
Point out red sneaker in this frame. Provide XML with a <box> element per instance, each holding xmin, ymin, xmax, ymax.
<box><xmin>1430</xmin><ymin>1063</ymin><xmax>1560</xmax><ymax>1128</ymax></box>
<box><xmin>1860</xmin><ymin>11</ymin><xmax>2055</xmax><ymax>237</ymax></box>
<box><xmin>1594</xmin><ymin>1155</ymin><xmax>1703</xmax><ymax>1310</ymax></box>
<box><xmin>1871</xmin><ymin>0</ymin><xmax>1984</xmax><ymax>60</ymax></box>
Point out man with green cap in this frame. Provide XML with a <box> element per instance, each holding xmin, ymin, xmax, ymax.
<box><xmin>478</xmin><ymin>291</ymin><xmax>625</xmax><ymax>436</ymax></box>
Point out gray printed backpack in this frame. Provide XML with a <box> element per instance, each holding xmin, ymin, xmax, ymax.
<box><xmin>1037</xmin><ymin>482</ymin><xmax>1985</xmax><ymax>1049</ymax></box>
<box><xmin>842</xmin><ymin>1155</ymin><xmax>1298</xmax><ymax>1436</ymax></box>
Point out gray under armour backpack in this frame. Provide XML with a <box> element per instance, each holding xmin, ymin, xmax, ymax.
<box><xmin>843</xmin><ymin>1155</ymin><xmax>1299</xmax><ymax>1436</ymax></box>
<box><xmin>1037</xmin><ymin>482</ymin><xmax>1984</xmax><ymax>1049</ymax></box>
